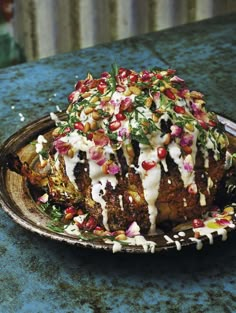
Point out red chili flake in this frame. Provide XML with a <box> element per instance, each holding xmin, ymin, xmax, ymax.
<box><xmin>192</xmin><ymin>219</ymin><xmax>205</xmax><ymax>228</ymax></box>
<box><xmin>157</xmin><ymin>147</ymin><xmax>167</xmax><ymax>159</ymax></box>
<box><xmin>74</xmin><ymin>121</ymin><xmax>84</xmax><ymax>131</ymax></box>
<box><xmin>109</xmin><ymin>120</ymin><xmax>121</xmax><ymax>131</ymax></box>
<box><xmin>141</xmin><ymin>160</ymin><xmax>157</xmax><ymax>171</ymax></box>
<box><xmin>164</xmin><ymin>89</ymin><xmax>176</xmax><ymax>100</ymax></box>
<box><xmin>174</xmin><ymin>105</ymin><xmax>186</xmax><ymax>114</ymax></box>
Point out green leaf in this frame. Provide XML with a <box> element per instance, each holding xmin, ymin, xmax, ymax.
<box><xmin>47</xmin><ymin>223</ymin><xmax>65</xmax><ymax>233</ymax></box>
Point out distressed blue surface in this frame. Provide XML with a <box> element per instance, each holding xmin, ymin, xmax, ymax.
<box><xmin>0</xmin><ymin>14</ymin><xmax>236</xmax><ymax>313</ymax></box>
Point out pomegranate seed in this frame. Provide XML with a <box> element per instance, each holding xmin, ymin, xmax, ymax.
<box><xmin>156</xmin><ymin>73</ymin><xmax>163</xmax><ymax>79</ymax></box>
<box><xmin>75</xmin><ymin>80</ymin><xmax>82</xmax><ymax>90</ymax></box>
<box><xmin>118</xmin><ymin>68</ymin><xmax>131</xmax><ymax>79</ymax></box>
<box><xmin>115</xmin><ymin>112</ymin><xmax>126</xmax><ymax>121</ymax></box>
<box><xmin>84</xmin><ymin>216</ymin><xmax>97</xmax><ymax>231</ymax></box>
<box><xmin>198</xmin><ymin>120</ymin><xmax>209</xmax><ymax>130</ymax></box>
<box><xmin>208</xmin><ymin>120</ymin><xmax>217</xmax><ymax>127</ymax></box>
<box><xmin>74</xmin><ymin>121</ymin><xmax>84</xmax><ymax>131</ymax></box>
<box><xmin>177</xmin><ymin>89</ymin><xmax>189</xmax><ymax>98</ymax></box>
<box><xmin>116</xmin><ymin>85</ymin><xmax>126</xmax><ymax>93</ymax></box>
<box><xmin>192</xmin><ymin>218</ymin><xmax>205</xmax><ymax>228</ymax></box>
<box><xmin>174</xmin><ymin>105</ymin><xmax>186</xmax><ymax>114</ymax></box>
<box><xmin>75</xmin><ymin>81</ymin><xmax>88</xmax><ymax>93</ymax></box>
<box><xmin>120</xmin><ymin>98</ymin><xmax>132</xmax><ymax>112</ymax></box>
<box><xmin>94</xmin><ymin>226</ymin><xmax>103</xmax><ymax>231</ymax></box>
<box><xmin>101</xmin><ymin>71</ymin><xmax>110</xmax><ymax>78</ymax></box>
<box><xmin>109</xmin><ymin>120</ymin><xmax>121</xmax><ymax>131</ymax></box>
<box><xmin>65</xmin><ymin>206</ymin><xmax>77</xmax><ymax>215</ymax></box>
<box><xmin>157</xmin><ymin>147</ymin><xmax>167</xmax><ymax>159</ymax></box>
<box><xmin>167</xmin><ymin>69</ymin><xmax>176</xmax><ymax>75</ymax></box>
<box><xmin>87</xmin><ymin>133</ymin><xmax>93</xmax><ymax>140</ymax></box>
<box><xmin>68</xmin><ymin>91</ymin><xmax>79</xmax><ymax>103</ymax></box>
<box><xmin>129</xmin><ymin>73</ymin><xmax>138</xmax><ymax>83</ymax></box>
<box><xmin>141</xmin><ymin>160</ymin><xmax>157</xmax><ymax>171</ymax></box>
<box><xmin>97</xmin><ymin>81</ymin><xmax>107</xmax><ymax>94</ymax></box>
<box><xmin>141</xmin><ymin>71</ymin><xmax>152</xmax><ymax>82</ymax></box>
<box><xmin>164</xmin><ymin>89</ymin><xmax>176</xmax><ymax>100</ymax></box>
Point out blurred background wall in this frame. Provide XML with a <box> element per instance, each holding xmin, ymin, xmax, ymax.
<box><xmin>1</xmin><ymin>0</ymin><xmax>236</xmax><ymax>67</ymax></box>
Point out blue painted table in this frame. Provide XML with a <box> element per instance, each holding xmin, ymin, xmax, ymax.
<box><xmin>0</xmin><ymin>14</ymin><xmax>236</xmax><ymax>313</ymax></box>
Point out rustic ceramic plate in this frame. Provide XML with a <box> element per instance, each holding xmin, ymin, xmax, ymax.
<box><xmin>0</xmin><ymin>113</ymin><xmax>235</xmax><ymax>254</ymax></box>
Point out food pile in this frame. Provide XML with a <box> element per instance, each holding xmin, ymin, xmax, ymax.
<box><xmin>9</xmin><ymin>66</ymin><xmax>232</xmax><ymax>239</ymax></box>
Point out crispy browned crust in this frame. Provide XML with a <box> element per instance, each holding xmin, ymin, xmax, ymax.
<box><xmin>73</xmin><ymin>146</ymin><xmax>226</xmax><ymax>233</ymax></box>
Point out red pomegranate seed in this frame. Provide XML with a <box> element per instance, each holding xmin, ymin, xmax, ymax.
<box><xmin>141</xmin><ymin>160</ymin><xmax>157</xmax><ymax>171</ymax></box>
<box><xmin>67</xmin><ymin>91</ymin><xmax>79</xmax><ymax>103</ymax></box>
<box><xmin>164</xmin><ymin>89</ymin><xmax>176</xmax><ymax>100</ymax></box>
<box><xmin>174</xmin><ymin>105</ymin><xmax>186</xmax><ymax>114</ymax></box>
<box><xmin>87</xmin><ymin>133</ymin><xmax>93</xmax><ymax>140</ymax></box>
<box><xmin>156</xmin><ymin>73</ymin><xmax>163</xmax><ymax>79</ymax></box>
<box><xmin>129</xmin><ymin>73</ymin><xmax>138</xmax><ymax>83</ymax></box>
<box><xmin>115</xmin><ymin>112</ymin><xmax>126</xmax><ymax>121</ymax></box>
<box><xmin>118</xmin><ymin>68</ymin><xmax>131</xmax><ymax>79</ymax></box>
<box><xmin>116</xmin><ymin>85</ymin><xmax>126</xmax><ymax>93</ymax></box>
<box><xmin>141</xmin><ymin>71</ymin><xmax>152</xmax><ymax>82</ymax></box>
<box><xmin>74</xmin><ymin>121</ymin><xmax>84</xmax><ymax>131</ymax></box>
<box><xmin>75</xmin><ymin>80</ymin><xmax>82</xmax><ymax>90</ymax></box>
<box><xmin>198</xmin><ymin>120</ymin><xmax>209</xmax><ymax>130</ymax></box>
<box><xmin>101</xmin><ymin>71</ymin><xmax>110</xmax><ymax>78</ymax></box>
<box><xmin>157</xmin><ymin>147</ymin><xmax>167</xmax><ymax>159</ymax></box>
<box><xmin>167</xmin><ymin>69</ymin><xmax>176</xmax><ymax>75</ymax></box>
<box><xmin>120</xmin><ymin>98</ymin><xmax>132</xmax><ymax>112</ymax></box>
<box><xmin>97</xmin><ymin>81</ymin><xmax>107</xmax><ymax>94</ymax></box>
<box><xmin>64</xmin><ymin>206</ymin><xmax>77</xmax><ymax>215</ymax></box>
<box><xmin>208</xmin><ymin>120</ymin><xmax>217</xmax><ymax>127</ymax></box>
<box><xmin>84</xmin><ymin>216</ymin><xmax>97</xmax><ymax>231</ymax></box>
<box><xmin>192</xmin><ymin>218</ymin><xmax>205</xmax><ymax>228</ymax></box>
<box><xmin>109</xmin><ymin>120</ymin><xmax>121</xmax><ymax>131</ymax></box>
